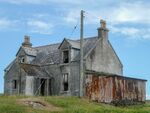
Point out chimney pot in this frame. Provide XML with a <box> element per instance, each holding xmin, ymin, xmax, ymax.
<box><xmin>22</xmin><ymin>35</ymin><xmax>32</xmax><ymax>47</ymax></box>
<box><xmin>97</xmin><ymin>19</ymin><xmax>109</xmax><ymax>40</ymax></box>
<box><xmin>24</xmin><ymin>35</ymin><xmax>30</xmax><ymax>43</ymax></box>
<box><xmin>100</xmin><ymin>19</ymin><xmax>106</xmax><ymax>28</ymax></box>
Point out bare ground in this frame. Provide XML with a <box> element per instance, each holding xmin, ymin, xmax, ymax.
<box><xmin>18</xmin><ymin>97</ymin><xmax>62</xmax><ymax>112</ymax></box>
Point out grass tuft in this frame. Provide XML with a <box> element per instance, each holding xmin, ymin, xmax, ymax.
<box><xmin>0</xmin><ymin>95</ymin><xmax>149</xmax><ymax>113</ymax></box>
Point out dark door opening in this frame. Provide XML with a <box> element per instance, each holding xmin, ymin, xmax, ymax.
<box><xmin>40</xmin><ymin>79</ymin><xmax>46</xmax><ymax>96</ymax></box>
<box><xmin>49</xmin><ymin>79</ymin><xmax>52</xmax><ymax>95</ymax></box>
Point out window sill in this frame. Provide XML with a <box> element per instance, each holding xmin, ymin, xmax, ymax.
<box><xmin>59</xmin><ymin>63</ymin><xmax>69</xmax><ymax>66</ymax></box>
<box><xmin>60</xmin><ymin>91</ymin><xmax>70</xmax><ymax>95</ymax></box>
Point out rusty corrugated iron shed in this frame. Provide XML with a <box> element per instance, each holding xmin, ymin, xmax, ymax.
<box><xmin>85</xmin><ymin>70</ymin><xmax>147</xmax><ymax>103</ymax></box>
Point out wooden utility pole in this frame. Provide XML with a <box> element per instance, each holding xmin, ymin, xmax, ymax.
<box><xmin>79</xmin><ymin>10</ymin><xmax>84</xmax><ymax>97</ymax></box>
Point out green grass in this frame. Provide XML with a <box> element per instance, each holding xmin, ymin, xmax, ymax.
<box><xmin>0</xmin><ymin>95</ymin><xmax>150</xmax><ymax>113</ymax></box>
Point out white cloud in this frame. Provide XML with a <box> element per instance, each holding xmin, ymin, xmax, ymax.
<box><xmin>64</xmin><ymin>10</ymin><xmax>80</xmax><ymax>24</ymax></box>
<box><xmin>0</xmin><ymin>0</ymin><xmax>82</xmax><ymax>5</ymax></box>
<box><xmin>0</xmin><ymin>18</ymin><xmax>18</xmax><ymax>30</ymax></box>
<box><xmin>0</xmin><ymin>19</ymin><xmax>11</xmax><ymax>29</ymax></box>
<box><xmin>110</xmin><ymin>26</ymin><xmax>150</xmax><ymax>39</ymax></box>
<box><xmin>63</xmin><ymin>1</ymin><xmax>150</xmax><ymax>25</ymax></box>
<box><xmin>27</xmin><ymin>20</ymin><xmax>53</xmax><ymax>34</ymax></box>
<box><xmin>109</xmin><ymin>2</ymin><xmax>150</xmax><ymax>24</ymax></box>
<box><xmin>0</xmin><ymin>0</ymin><xmax>45</xmax><ymax>4</ymax></box>
<box><xmin>1</xmin><ymin>0</ymin><xmax>150</xmax><ymax>40</ymax></box>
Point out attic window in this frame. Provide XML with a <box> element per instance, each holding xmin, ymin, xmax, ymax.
<box><xmin>12</xmin><ymin>80</ymin><xmax>17</xmax><ymax>89</ymax></box>
<box><xmin>63</xmin><ymin>73</ymin><xmax>68</xmax><ymax>91</ymax></box>
<box><xmin>63</xmin><ymin>50</ymin><xmax>69</xmax><ymax>63</ymax></box>
<box><xmin>21</xmin><ymin>57</ymin><xmax>25</xmax><ymax>63</ymax></box>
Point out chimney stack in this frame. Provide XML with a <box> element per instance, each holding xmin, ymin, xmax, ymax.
<box><xmin>22</xmin><ymin>35</ymin><xmax>32</xmax><ymax>47</ymax></box>
<box><xmin>97</xmin><ymin>19</ymin><xmax>109</xmax><ymax>41</ymax></box>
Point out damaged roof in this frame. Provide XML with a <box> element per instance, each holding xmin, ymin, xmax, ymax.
<box><xmin>30</xmin><ymin>37</ymin><xmax>98</xmax><ymax>65</ymax></box>
<box><xmin>19</xmin><ymin>37</ymin><xmax>98</xmax><ymax>76</ymax></box>
<box><xmin>23</xmin><ymin>47</ymin><xmax>37</xmax><ymax>56</ymax></box>
<box><xmin>21</xmin><ymin>64</ymin><xmax>51</xmax><ymax>77</ymax></box>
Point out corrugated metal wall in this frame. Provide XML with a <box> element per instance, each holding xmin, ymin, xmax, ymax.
<box><xmin>85</xmin><ymin>74</ymin><xmax>146</xmax><ymax>103</ymax></box>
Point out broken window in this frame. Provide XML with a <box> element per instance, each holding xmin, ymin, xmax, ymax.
<box><xmin>63</xmin><ymin>73</ymin><xmax>68</xmax><ymax>91</ymax></box>
<box><xmin>63</xmin><ymin>50</ymin><xmax>69</xmax><ymax>63</ymax></box>
<box><xmin>20</xmin><ymin>57</ymin><xmax>25</xmax><ymax>63</ymax></box>
<box><xmin>12</xmin><ymin>80</ymin><xmax>17</xmax><ymax>89</ymax></box>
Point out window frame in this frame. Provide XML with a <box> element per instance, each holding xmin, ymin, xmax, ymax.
<box><xmin>20</xmin><ymin>57</ymin><xmax>25</xmax><ymax>63</ymax></box>
<box><xmin>12</xmin><ymin>80</ymin><xmax>17</xmax><ymax>89</ymax></box>
<box><xmin>62</xmin><ymin>73</ymin><xmax>69</xmax><ymax>91</ymax></box>
<box><xmin>62</xmin><ymin>50</ymin><xmax>69</xmax><ymax>63</ymax></box>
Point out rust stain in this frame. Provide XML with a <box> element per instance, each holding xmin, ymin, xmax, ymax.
<box><xmin>85</xmin><ymin>74</ymin><xmax>146</xmax><ymax>103</ymax></box>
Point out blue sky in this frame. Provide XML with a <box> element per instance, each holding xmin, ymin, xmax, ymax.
<box><xmin>0</xmin><ymin>0</ymin><xmax>150</xmax><ymax>99</ymax></box>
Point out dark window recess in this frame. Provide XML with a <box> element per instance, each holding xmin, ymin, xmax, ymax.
<box><xmin>40</xmin><ymin>79</ymin><xmax>46</xmax><ymax>96</ymax></box>
<box><xmin>63</xmin><ymin>74</ymin><xmax>68</xmax><ymax>91</ymax></box>
<box><xmin>63</xmin><ymin>51</ymin><xmax>69</xmax><ymax>63</ymax></box>
<box><xmin>13</xmin><ymin>80</ymin><xmax>17</xmax><ymax>89</ymax></box>
<box><xmin>21</xmin><ymin>57</ymin><xmax>25</xmax><ymax>63</ymax></box>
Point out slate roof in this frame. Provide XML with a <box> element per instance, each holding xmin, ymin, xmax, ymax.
<box><xmin>30</xmin><ymin>37</ymin><xmax>98</xmax><ymax>65</ymax></box>
<box><xmin>73</xmin><ymin>37</ymin><xmax>98</xmax><ymax>60</ymax></box>
<box><xmin>32</xmin><ymin>43</ymin><xmax>60</xmax><ymax>65</ymax></box>
<box><xmin>66</xmin><ymin>39</ymin><xmax>80</xmax><ymax>49</ymax></box>
<box><xmin>23</xmin><ymin>47</ymin><xmax>37</xmax><ymax>56</ymax></box>
<box><xmin>21</xmin><ymin>64</ymin><xmax>51</xmax><ymax>77</ymax></box>
<box><xmin>17</xmin><ymin>37</ymin><xmax>98</xmax><ymax>76</ymax></box>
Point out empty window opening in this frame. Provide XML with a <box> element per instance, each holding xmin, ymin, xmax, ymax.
<box><xmin>21</xmin><ymin>57</ymin><xmax>25</xmax><ymax>63</ymax></box>
<box><xmin>13</xmin><ymin>80</ymin><xmax>17</xmax><ymax>89</ymax></box>
<box><xmin>63</xmin><ymin>51</ymin><xmax>69</xmax><ymax>63</ymax></box>
<box><xmin>63</xmin><ymin>74</ymin><xmax>68</xmax><ymax>91</ymax></box>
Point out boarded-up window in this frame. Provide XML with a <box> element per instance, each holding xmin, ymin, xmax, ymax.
<box><xmin>63</xmin><ymin>51</ymin><xmax>69</xmax><ymax>63</ymax></box>
<box><xmin>63</xmin><ymin>74</ymin><xmax>68</xmax><ymax>91</ymax></box>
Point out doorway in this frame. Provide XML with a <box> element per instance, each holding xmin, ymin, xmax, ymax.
<box><xmin>37</xmin><ymin>78</ymin><xmax>52</xmax><ymax>96</ymax></box>
<box><xmin>40</xmin><ymin>79</ymin><xmax>46</xmax><ymax>96</ymax></box>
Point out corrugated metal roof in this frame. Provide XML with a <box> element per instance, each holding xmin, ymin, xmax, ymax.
<box><xmin>85</xmin><ymin>70</ymin><xmax>147</xmax><ymax>81</ymax></box>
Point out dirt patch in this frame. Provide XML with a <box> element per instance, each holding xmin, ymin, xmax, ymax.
<box><xmin>18</xmin><ymin>98</ymin><xmax>61</xmax><ymax>111</ymax></box>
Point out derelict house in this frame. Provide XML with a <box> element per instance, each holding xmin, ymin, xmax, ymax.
<box><xmin>4</xmin><ymin>20</ymin><xmax>147</xmax><ymax>103</ymax></box>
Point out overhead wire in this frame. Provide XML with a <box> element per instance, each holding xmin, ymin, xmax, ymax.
<box><xmin>69</xmin><ymin>17</ymin><xmax>80</xmax><ymax>38</ymax></box>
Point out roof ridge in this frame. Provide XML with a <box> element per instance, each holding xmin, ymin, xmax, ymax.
<box><xmin>34</xmin><ymin>43</ymin><xmax>60</xmax><ymax>49</ymax></box>
<box><xmin>77</xmin><ymin>36</ymin><xmax>98</xmax><ymax>41</ymax></box>
<box><xmin>33</xmin><ymin>36</ymin><xmax>98</xmax><ymax>49</ymax></box>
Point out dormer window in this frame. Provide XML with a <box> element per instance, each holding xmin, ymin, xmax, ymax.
<box><xmin>63</xmin><ymin>50</ymin><xmax>69</xmax><ymax>63</ymax></box>
<box><xmin>21</xmin><ymin>57</ymin><xmax>25</xmax><ymax>63</ymax></box>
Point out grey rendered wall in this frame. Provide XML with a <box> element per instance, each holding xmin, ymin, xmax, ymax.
<box><xmin>4</xmin><ymin>62</ymin><xmax>26</xmax><ymax>95</ymax></box>
<box><xmin>70</xmin><ymin>61</ymin><xmax>80</xmax><ymax>96</ymax></box>
<box><xmin>86</xmin><ymin>39</ymin><xmax>123</xmax><ymax>75</ymax></box>
<box><xmin>45</xmin><ymin>64</ymin><xmax>62</xmax><ymax>95</ymax></box>
<box><xmin>25</xmin><ymin>76</ymin><xmax>34</xmax><ymax>96</ymax></box>
<box><xmin>46</xmin><ymin>62</ymin><xmax>80</xmax><ymax>96</ymax></box>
